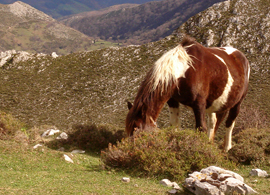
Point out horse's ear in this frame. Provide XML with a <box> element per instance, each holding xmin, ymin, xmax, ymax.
<box><xmin>127</xmin><ymin>102</ymin><xmax>133</xmax><ymax>110</ymax></box>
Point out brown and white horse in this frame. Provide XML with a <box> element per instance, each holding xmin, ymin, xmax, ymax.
<box><xmin>126</xmin><ymin>36</ymin><xmax>250</xmax><ymax>152</ymax></box>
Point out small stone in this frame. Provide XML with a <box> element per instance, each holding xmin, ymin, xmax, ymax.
<box><xmin>33</xmin><ymin>144</ymin><xmax>42</xmax><ymax>149</ymax></box>
<box><xmin>168</xmin><ymin>189</ymin><xmax>177</xmax><ymax>194</ymax></box>
<box><xmin>56</xmin><ymin>132</ymin><xmax>68</xmax><ymax>140</ymax></box>
<box><xmin>58</xmin><ymin>147</ymin><xmax>65</xmax><ymax>151</ymax></box>
<box><xmin>160</xmin><ymin>179</ymin><xmax>173</xmax><ymax>187</ymax></box>
<box><xmin>63</xmin><ymin>154</ymin><xmax>74</xmax><ymax>163</ymax></box>
<box><xmin>42</xmin><ymin>129</ymin><xmax>60</xmax><ymax>137</ymax></box>
<box><xmin>134</xmin><ymin>184</ymin><xmax>138</xmax><ymax>187</ymax></box>
<box><xmin>122</xmin><ymin>177</ymin><xmax>130</xmax><ymax>182</ymax></box>
<box><xmin>250</xmin><ymin>169</ymin><xmax>269</xmax><ymax>177</ymax></box>
<box><xmin>71</xmin><ymin>150</ymin><xmax>85</xmax><ymax>154</ymax></box>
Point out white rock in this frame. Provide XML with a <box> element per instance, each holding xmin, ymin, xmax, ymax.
<box><xmin>56</xmin><ymin>132</ymin><xmax>68</xmax><ymax>140</ymax></box>
<box><xmin>250</xmin><ymin>169</ymin><xmax>269</xmax><ymax>177</ymax></box>
<box><xmin>160</xmin><ymin>179</ymin><xmax>173</xmax><ymax>187</ymax></box>
<box><xmin>172</xmin><ymin>182</ymin><xmax>181</xmax><ymax>190</ymax></box>
<box><xmin>51</xmin><ymin>52</ymin><xmax>58</xmax><ymax>58</ymax></box>
<box><xmin>33</xmin><ymin>144</ymin><xmax>42</xmax><ymax>149</ymax></box>
<box><xmin>42</xmin><ymin>129</ymin><xmax>60</xmax><ymax>137</ymax></box>
<box><xmin>63</xmin><ymin>154</ymin><xmax>74</xmax><ymax>163</ymax></box>
<box><xmin>224</xmin><ymin>177</ymin><xmax>257</xmax><ymax>194</ymax></box>
<box><xmin>168</xmin><ymin>189</ymin><xmax>177</xmax><ymax>194</ymax></box>
<box><xmin>121</xmin><ymin>177</ymin><xmax>130</xmax><ymax>182</ymax></box>
<box><xmin>71</xmin><ymin>150</ymin><xmax>85</xmax><ymax>154</ymax></box>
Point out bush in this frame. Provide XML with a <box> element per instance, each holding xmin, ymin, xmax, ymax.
<box><xmin>48</xmin><ymin>123</ymin><xmax>125</xmax><ymax>152</ymax></box>
<box><xmin>228</xmin><ymin>128</ymin><xmax>270</xmax><ymax>166</ymax></box>
<box><xmin>101</xmin><ymin>127</ymin><xmax>234</xmax><ymax>181</ymax></box>
<box><xmin>0</xmin><ymin>111</ymin><xmax>25</xmax><ymax>140</ymax></box>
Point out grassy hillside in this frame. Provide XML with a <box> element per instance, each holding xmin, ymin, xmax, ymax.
<box><xmin>0</xmin><ymin>1</ymin><xmax>119</xmax><ymax>55</ymax></box>
<box><xmin>0</xmin><ymin>0</ymin><xmax>269</xmax><ymax>131</ymax></box>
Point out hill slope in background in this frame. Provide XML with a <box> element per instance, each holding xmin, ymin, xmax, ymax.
<box><xmin>60</xmin><ymin>0</ymin><xmax>226</xmax><ymax>45</ymax></box>
<box><xmin>0</xmin><ymin>1</ymin><xmax>119</xmax><ymax>54</ymax></box>
<box><xmin>0</xmin><ymin>0</ymin><xmax>269</xmax><ymax>131</ymax></box>
<box><xmin>0</xmin><ymin>0</ymin><xmax>162</xmax><ymax>18</ymax></box>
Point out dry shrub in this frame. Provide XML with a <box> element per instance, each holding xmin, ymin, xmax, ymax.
<box><xmin>228</xmin><ymin>128</ymin><xmax>270</xmax><ymax>166</ymax></box>
<box><xmin>0</xmin><ymin>111</ymin><xmax>25</xmax><ymax>140</ymax></box>
<box><xmin>101</xmin><ymin>128</ymin><xmax>234</xmax><ymax>181</ymax></box>
<box><xmin>48</xmin><ymin>123</ymin><xmax>125</xmax><ymax>152</ymax></box>
<box><xmin>235</xmin><ymin>104</ymin><xmax>269</xmax><ymax>133</ymax></box>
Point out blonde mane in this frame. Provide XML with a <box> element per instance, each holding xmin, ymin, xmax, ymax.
<box><xmin>149</xmin><ymin>44</ymin><xmax>193</xmax><ymax>93</ymax></box>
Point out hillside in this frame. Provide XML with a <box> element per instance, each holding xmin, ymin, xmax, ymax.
<box><xmin>0</xmin><ymin>0</ymin><xmax>162</xmax><ymax>18</ymax></box>
<box><xmin>0</xmin><ymin>1</ymin><xmax>120</xmax><ymax>55</ymax></box>
<box><xmin>0</xmin><ymin>0</ymin><xmax>269</xmax><ymax>131</ymax></box>
<box><xmin>60</xmin><ymin>0</ymin><xmax>226</xmax><ymax>45</ymax></box>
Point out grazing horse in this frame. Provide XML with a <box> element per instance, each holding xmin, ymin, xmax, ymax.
<box><xmin>125</xmin><ymin>36</ymin><xmax>250</xmax><ymax>152</ymax></box>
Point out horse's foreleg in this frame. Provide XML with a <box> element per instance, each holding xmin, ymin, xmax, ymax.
<box><xmin>224</xmin><ymin>103</ymin><xmax>241</xmax><ymax>152</ymax></box>
<box><xmin>193</xmin><ymin>102</ymin><xmax>207</xmax><ymax>132</ymax></box>
<box><xmin>167</xmin><ymin>98</ymin><xmax>180</xmax><ymax>127</ymax></box>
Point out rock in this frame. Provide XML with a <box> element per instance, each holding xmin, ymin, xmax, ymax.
<box><xmin>172</xmin><ymin>182</ymin><xmax>181</xmax><ymax>190</ymax></box>
<box><xmin>168</xmin><ymin>189</ymin><xmax>177</xmax><ymax>194</ymax></box>
<box><xmin>160</xmin><ymin>179</ymin><xmax>173</xmax><ymax>187</ymax></box>
<box><xmin>51</xmin><ymin>52</ymin><xmax>58</xmax><ymax>58</ymax></box>
<box><xmin>41</xmin><ymin>129</ymin><xmax>60</xmax><ymax>137</ymax></box>
<box><xmin>121</xmin><ymin>177</ymin><xmax>130</xmax><ymax>182</ymax></box>
<box><xmin>250</xmin><ymin>169</ymin><xmax>269</xmax><ymax>177</ymax></box>
<box><xmin>33</xmin><ymin>144</ymin><xmax>42</xmax><ymax>149</ymax></box>
<box><xmin>63</xmin><ymin>154</ymin><xmax>74</xmax><ymax>163</ymax></box>
<box><xmin>185</xmin><ymin>166</ymin><xmax>257</xmax><ymax>195</ymax></box>
<box><xmin>56</xmin><ymin>132</ymin><xmax>68</xmax><ymax>140</ymax></box>
<box><xmin>71</xmin><ymin>150</ymin><xmax>85</xmax><ymax>154</ymax></box>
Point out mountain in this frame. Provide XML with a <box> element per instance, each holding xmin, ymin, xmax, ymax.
<box><xmin>0</xmin><ymin>0</ymin><xmax>269</xmax><ymax>130</ymax></box>
<box><xmin>0</xmin><ymin>1</ymin><xmax>119</xmax><ymax>55</ymax></box>
<box><xmin>0</xmin><ymin>0</ymin><xmax>162</xmax><ymax>18</ymax></box>
<box><xmin>60</xmin><ymin>0</ymin><xmax>226</xmax><ymax>45</ymax></box>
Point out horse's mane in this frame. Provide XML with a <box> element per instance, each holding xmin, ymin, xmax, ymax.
<box><xmin>131</xmin><ymin>35</ymin><xmax>194</xmax><ymax>116</ymax></box>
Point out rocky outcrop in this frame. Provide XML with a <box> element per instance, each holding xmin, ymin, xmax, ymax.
<box><xmin>185</xmin><ymin>166</ymin><xmax>257</xmax><ymax>195</ymax></box>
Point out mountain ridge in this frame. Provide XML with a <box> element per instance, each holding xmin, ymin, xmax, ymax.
<box><xmin>61</xmin><ymin>0</ymin><xmax>226</xmax><ymax>45</ymax></box>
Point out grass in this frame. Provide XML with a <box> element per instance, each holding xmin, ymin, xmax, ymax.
<box><xmin>0</xmin><ymin>140</ymin><xmax>170</xmax><ymax>195</ymax></box>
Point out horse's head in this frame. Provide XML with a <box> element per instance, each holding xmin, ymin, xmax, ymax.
<box><xmin>125</xmin><ymin>102</ymin><xmax>157</xmax><ymax>136</ymax></box>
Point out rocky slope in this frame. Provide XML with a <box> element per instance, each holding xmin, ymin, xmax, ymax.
<box><xmin>0</xmin><ymin>0</ymin><xmax>269</xmax><ymax>131</ymax></box>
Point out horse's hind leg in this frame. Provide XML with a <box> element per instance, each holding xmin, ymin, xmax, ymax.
<box><xmin>167</xmin><ymin>98</ymin><xmax>180</xmax><ymax>127</ymax></box>
<box><xmin>224</xmin><ymin>103</ymin><xmax>241</xmax><ymax>152</ymax></box>
<box><xmin>207</xmin><ymin>112</ymin><xmax>227</xmax><ymax>144</ymax></box>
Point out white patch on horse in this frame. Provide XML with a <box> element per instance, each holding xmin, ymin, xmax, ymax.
<box><xmin>207</xmin><ymin>54</ymin><xmax>234</xmax><ymax>113</ymax></box>
<box><xmin>225</xmin><ymin>121</ymin><xmax>235</xmax><ymax>152</ymax></box>
<box><xmin>207</xmin><ymin>113</ymin><xmax>217</xmax><ymax>142</ymax></box>
<box><xmin>150</xmin><ymin>45</ymin><xmax>193</xmax><ymax>93</ymax></box>
<box><xmin>169</xmin><ymin>107</ymin><xmax>180</xmax><ymax>127</ymax></box>
<box><xmin>222</xmin><ymin>47</ymin><xmax>237</xmax><ymax>55</ymax></box>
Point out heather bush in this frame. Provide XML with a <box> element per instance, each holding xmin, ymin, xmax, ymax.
<box><xmin>48</xmin><ymin>123</ymin><xmax>125</xmax><ymax>152</ymax></box>
<box><xmin>228</xmin><ymin>128</ymin><xmax>270</xmax><ymax>166</ymax></box>
<box><xmin>101</xmin><ymin>127</ymin><xmax>234</xmax><ymax>181</ymax></box>
<box><xmin>0</xmin><ymin>111</ymin><xmax>25</xmax><ymax>140</ymax></box>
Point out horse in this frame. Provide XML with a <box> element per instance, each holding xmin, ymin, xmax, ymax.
<box><xmin>125</xmin><ymin>36</ymin><xmax>250</xmax><ymax>152</ymax></box>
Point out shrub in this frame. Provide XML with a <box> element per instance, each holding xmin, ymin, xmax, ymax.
<box><xmin>228</xmin><ymin>128</ymin><xmax>270</xmax><ymax>166</ymax></box>
<box><xmin>101</xmin><ymin>127</ymin><xmax>234</xmax><ymax>181</ymax></box>
<box><xmin>48</xmin><ymin>123</ymin><xmax>125</xmax><ymax>152</ymax></box>
<box><xmin>0</xmin><ymin>111</ymin><xmax>25</xmax><ymax>140</ymax></box>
